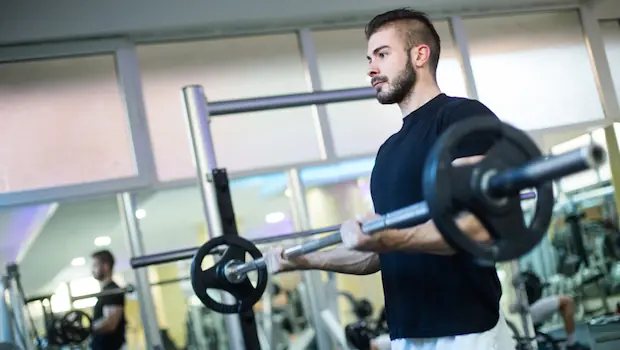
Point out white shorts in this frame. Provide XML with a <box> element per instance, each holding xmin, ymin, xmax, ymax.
<box><xmin>529</xmin><ymin>296</ymin><xmax>560</xmax><ymax>325</ymax></box>
<box><xmin>370</xmin><ymin>312</ymin><xmax>515</xmax><ymax>350</ymax></box>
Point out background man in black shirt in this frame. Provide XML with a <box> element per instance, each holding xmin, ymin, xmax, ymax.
<box><xmin>263</xmin><ymin>7</ymin><xmax>533</xmax><ymax>349</ymax></box>
<box><xmin>90</xmin><ymin>250</ymin><xmax>126</xmax><ymax>350</ymax></box>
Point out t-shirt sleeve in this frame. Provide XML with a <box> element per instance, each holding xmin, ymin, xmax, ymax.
<box><xmin>102</xmin><ymin>292</ymin><xmax>125</xmax><ymax>307</ymax></box>
<box><xmin>439</xmin><ymin>99</ymin><xmax>501</xmax><ymax>159</ymax></box>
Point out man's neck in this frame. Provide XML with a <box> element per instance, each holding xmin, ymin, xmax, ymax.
<box><xmin>398</xmin><ymin>80</ymin><xmax>442</xmax><ymax>117</ymax></box>
<box><xmin>99</xmin><ymin>277</ymin><xmax>112</xmax><ymax>287</ymax></box>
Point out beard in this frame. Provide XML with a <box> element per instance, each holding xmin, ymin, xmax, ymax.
<box><xmin>374</xmin><ymin>60</ymin><xmax>416</xmax><ymax>105</ymax></box>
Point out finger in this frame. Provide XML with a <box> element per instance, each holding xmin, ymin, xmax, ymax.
<box><xmin>340</xmin><ymin>220</ymin><xmax>361</xmax><ymax>249</ymax></box>
<box><xmin>452</xmin><ymin>155</ymin><xmax>485</xmax><ymax>166</ymax></box>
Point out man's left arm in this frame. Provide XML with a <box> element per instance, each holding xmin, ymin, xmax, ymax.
<box><xmin>93</xmin><ymin>295</ymin><xmax>124</xmax><ymax>334</ymax></box>
<box><xmin>353</xmin><ymin>100</ymin><xmax>498</xmax><ymax>254</ymax></box>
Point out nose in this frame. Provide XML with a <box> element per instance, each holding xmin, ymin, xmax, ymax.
<box><xmin>367</xmin><ymin>61</ymin><xmax>379</xmax><ymax>79</ymax></box>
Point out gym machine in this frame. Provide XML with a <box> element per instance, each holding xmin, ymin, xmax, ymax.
<box><xmin>128</xmin><ymin>84</ymin><xmax>606</xmax><ymax>350</ymax></box>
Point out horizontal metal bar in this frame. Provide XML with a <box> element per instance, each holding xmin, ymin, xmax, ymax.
<box><xmin>233</xmin><ymin>201</ymin><xmax>432</xmax><ymax>276</ymax></box>
<box><xmin>151</xmin><ymin>276</ymin><xmax>190</xmax><ymax>286</ymax></box>
<box><xmin>0</xmin><ymin>176</ymin><xmax>151</xmax><ymax>208</ymax></box>
<box><xmin>0</xmin><ymin>37</ymin><xmax>132</xmax><ymax>63</ymax></box>
<box><xmin>208</xmin><ymin>87</ymin><xmax>376</xmax><ymax>116</ymax></box>
<box><xmin>130</xmin><ymin>224</ymin><xmax>340</xmax><ymax>268</ymax></box>
<box><xmin>70</xmin><ymin>285</ymin><xmax>135</xmax><ymax>302</ymax></box>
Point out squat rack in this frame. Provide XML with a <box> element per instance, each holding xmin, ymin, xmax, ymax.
<box><xmin>127</xmin><ymin>84</ymin><xmax>379</xmax><ymax>350</ymax></box>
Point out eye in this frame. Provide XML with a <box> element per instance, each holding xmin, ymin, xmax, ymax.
<box><xmin>379</xmin><ymin>51</ymin><xmax>388</xmax><ymax>58</ymax></box>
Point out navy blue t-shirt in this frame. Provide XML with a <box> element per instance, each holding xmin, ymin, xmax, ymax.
<box><xmin>370</xmin><ymin>93</ymin><xmax>503</xmax><ymax>340</ymax></box>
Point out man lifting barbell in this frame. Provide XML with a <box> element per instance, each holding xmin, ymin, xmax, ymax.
<box><xmin>185</xmin><ymin>6</ymin><xmax>605</xmax><ymax>350</ymax></box>
<box><xmin>260</xmin><ymin>7</ymin><xmax>566</xmax><ymax>350</ymax></box>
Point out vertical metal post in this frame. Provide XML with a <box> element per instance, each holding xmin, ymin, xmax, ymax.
<box><xmin>6</xmin><ymin>265</ymin><xmax>31</xmax><ymax>350</ymax></box>
<box><xmin>182</xmin><ymin>85</ymin><xmax>245</xmax><ymax>350</ymax></box>
<box><xmin>579</xmin><ymin>5</ymin><xmax>620</xmax><ymax>122</ymax></box>
<box><xmin>261</xmin><ymin>282</ymin><xmax>274</xmax><ymax>349</ymax></box>
<box><xmin>188</xmin><ymin>306</ymin><xmax>208</xmax><ymax>349</ymax></box>
<box><xmin>510</xmin><ymin>261</ymin><xmax>537</xmax><ymax>350</ymax></box>
<box><xmin>287</xmin><ymin>168</ymin><xmax>333</xmax><ymax>350</ymax></box>
<box><xmin>449</xmin><ymin>16</ymin><xmax>479</xmax><ymax>100</ymax></box>
<box><xmin>118</xmin><ymin>192</ymin><xmax>164</xmax><ymax>350</ymax></box>
<box><xmin>0</xmin><ymin>276</ymin><xmax>13</xmax><ymax>343</ymax></box>
<box><xmin>297</xmin><ymin>28</ymin><xmax>337</xmax><ymax>161</ymax></box>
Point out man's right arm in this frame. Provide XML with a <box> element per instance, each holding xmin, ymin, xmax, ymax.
<box><xmin>266</xmin><ymin>246</ymin><xmax>380</xmax><ymax>275</ymax></box>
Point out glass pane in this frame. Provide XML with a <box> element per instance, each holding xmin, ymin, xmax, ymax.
<box><xmin>551</xmin><ymin>133</ymin><xmax>599</xmax><ymax>192</ymax></box>
<box><xmin>135</xmin><ymin>172</ymin><xmax>294</xmax><ymax>255</ymax></box>
<box><xmin>0</xmin><ymin>55</ymin><xmax>135</xmax><ymax>192</ymax></box>
<box><xmin>301</xmin><ymin>158</ymin><xmax>382</xmax><ymax>324</ymax></box>
<box><xmin>601</xmin><ymin>20</ymin><xmax>620</xmax><ymax>106</ymax></box>
<box><xmin>313</xmin><ymin>21</ymin><xmax>468</xmax><ymax>157</ymax></box>
<box><xmin>18</xmin><ymin>195</ymin><xmax>146</xmax><ymax>350</ymax></box>
<box><xmin>464</xmin><ymin>11</ymin><xmax>605</xmax><ymax>130</ymax></box>
<box><xmin>137</xmin><ymin>34</ymin><xmax>323</xmax><ymax>182</ymax></box>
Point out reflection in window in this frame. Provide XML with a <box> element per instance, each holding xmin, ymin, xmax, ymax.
<box><xmin>464</xmin><ymin>11</ymin><xmax>604</xmax><ymax>130</ymax></box>
<box><xmin>302</xmin><ymin>157</ymin><xmax>375</xmax><ymax>228</ymax></box>
<box><xmin>312</xmin><ymin>22</ymin><xmax>468</xmax><ymax>157</ymax></box>
<box><xmin>135</xmin><ymin>172</ymin><xmax>294</xmax><ymax>251</ymax></box>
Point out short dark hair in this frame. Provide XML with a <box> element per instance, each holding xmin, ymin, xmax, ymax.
<box><xmin>365</xmin><ymin>8</ymin><xmax>441</xmax><ymax>77</ymax></box>
<box><xmin>92</xmin><ymin>250</ymin><xmax>115</xmax><ymax>270</ymax></box>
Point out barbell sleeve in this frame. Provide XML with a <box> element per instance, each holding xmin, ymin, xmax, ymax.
<box><xmin>487</xmin><ymin>143</ymin><xmax>605</xmax><ymax>198</ymax></box>
<box><xmin>227</xmin><ymin>144</ymin><xmax>602</xmax><ymax>281</ymax></box>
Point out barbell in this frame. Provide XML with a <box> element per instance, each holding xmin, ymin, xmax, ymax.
<box><xmin>190</xmin><ymin>117</ymin><xmax>606</xmax><ymax>314</ymax></box>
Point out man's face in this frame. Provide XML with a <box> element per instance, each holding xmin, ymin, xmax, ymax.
<box><xmin>366</xmin><ymin>27</ymin><xmax>416</xmax><ymax>104</ymax></box>
<box><xmin>91</xmin><ymin>258</ymin><xmax>107</xmax><ymax>281</ymax></box>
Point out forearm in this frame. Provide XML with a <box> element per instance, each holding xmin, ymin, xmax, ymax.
<box><xmin>361</xmin><ymin>215</ymin><xmax>487</xmax><ymax>255</ymax></box>
<box><xmin>281</xmin><ymin>247</ymin><xmax>380</xmax><ymax>275</ymax></box>
<box><xmin>92</xmin><ymin>317</ymin><xmax>115</xmax><ymax>333</ymax></box>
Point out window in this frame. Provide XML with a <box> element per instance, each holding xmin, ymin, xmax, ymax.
<box><xmin>312</xmin><ymin>22</ymin><xmax>468</xmax><ymax>157</ymax></box>
<box><xmin>137</xmin><ymin>34</ymin><xmax>322</xmax><ymax>182</ymax></box>
<box><xmin>0</xmin><ymin>55</ymin><xmax>135</xmax><ymax>192</ymax></box>
<box><xmin>134</xmin><ymin>172</ymin><xmax>294</xmax><ymax>252</ymax></box>
<box><xmin>463</xmin><ymin>11</ymin><xmax>605</xmax><ymax>130</ymax></box>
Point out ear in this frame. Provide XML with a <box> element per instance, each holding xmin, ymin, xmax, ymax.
<box><xmin>411</xmin><ymin>44</ymin><xmax>431</xmax><ymax>68</ymax></box>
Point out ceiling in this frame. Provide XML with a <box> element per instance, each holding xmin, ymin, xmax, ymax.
<box><xmin>0</xmin><ymin>0</ymin><xmax>605</xmax><ymax>46</ymax></box>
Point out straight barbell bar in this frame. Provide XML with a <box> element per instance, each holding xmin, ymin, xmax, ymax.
<box><xmin>129</xmin><ymin>190</ymin><xmax>537</xmax><ymax>269</ymax></box>
<box><xmin>189</xmin><ymin>118</ymin><xmax>607</xmax><ymax>314</ymax></box>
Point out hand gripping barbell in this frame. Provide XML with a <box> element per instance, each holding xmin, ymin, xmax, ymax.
<box><xmin>190</xmin><ymin>117</ymin><xmax>606</xmax><ymax>314</ymax></box>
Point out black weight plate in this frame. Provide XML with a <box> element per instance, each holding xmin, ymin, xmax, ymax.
<box><xmin>191</xmin><ymin>235</ymin><xmax>268</xmax><ymax>314</ymax></box>
<box><xmin>60</xmin><ymin>310</ymin><xmax>92</xmax><ymax>344</ymax></box>
<box><xmin>47</xmin><ymin>319</ymin><xmax>67</xmax><ymax>345</ymax></box>
<box><xmin>423</xmin><ymin>117</ymin><xmax>554</xmax><ymax>263</ymax></box>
